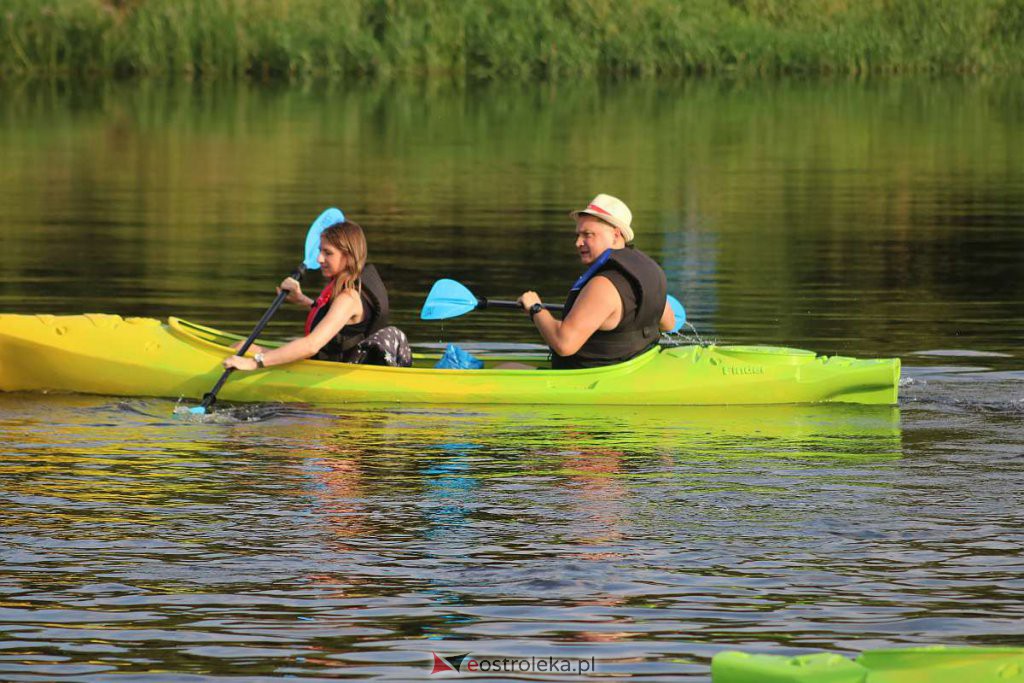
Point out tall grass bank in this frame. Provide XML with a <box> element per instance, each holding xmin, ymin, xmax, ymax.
<box><xmin>3</xmin><ymin>0</ymin><xmax>1023</xmax><ymax>79</ymax></box>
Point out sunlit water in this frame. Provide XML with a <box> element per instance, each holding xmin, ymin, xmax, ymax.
<box><xmin>1</xmin><ymin>77</ymin><xmax>1022</xmax><ymax>680</ymax></box>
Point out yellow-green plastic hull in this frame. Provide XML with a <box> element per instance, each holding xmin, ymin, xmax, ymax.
<box><xmin>712</xmin><ymin>646</ymin><xmax>1024</xmax><ymax>683</ymax></box>
<box><xmin>0</xmin><ymin>314</ymin><xmax>900</xmax><ymax>406</ymax></box>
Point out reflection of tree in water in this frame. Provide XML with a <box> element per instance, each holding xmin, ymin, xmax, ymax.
<box><xmin>4</xmin><ymin>79</ymin><xmax>1020</xmax><ymax>358</ymax></box>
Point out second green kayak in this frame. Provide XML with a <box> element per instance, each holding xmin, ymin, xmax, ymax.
<box><xmin>712</xmin><ymin>646</ymin><xmax>1024</xmax><ymax>682</ymax></box>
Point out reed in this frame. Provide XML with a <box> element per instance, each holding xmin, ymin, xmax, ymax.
<box><xmin>2</xmin><ymin>0</ymin><xmax>1022</xmax><ymax>79</ymax></box>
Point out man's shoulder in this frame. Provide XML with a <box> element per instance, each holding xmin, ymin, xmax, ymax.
<box><xmin>582</xmin><ymin>273</ymin><xmax>620</xmax><ymax>291</ymax></box>
<box><xmin>603</xmin><ymin>248</ymin><xmax>665</xmax><ymax>280</ymax></box>
<box><xmin>608</xmin><ymin>247</ymin><xmax>660</xmax><ymax>267</ymax></box>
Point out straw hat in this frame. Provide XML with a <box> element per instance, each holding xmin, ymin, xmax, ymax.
<box><xmin>570</xmin><ymin>193</ymin><xmax>634</xmax><ymax>243</ymax></box>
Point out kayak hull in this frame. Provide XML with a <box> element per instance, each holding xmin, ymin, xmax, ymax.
<box><xmin>0</xmin><ymin>314</ymin><xmax>900</xmax><ymax>406</ymax></box>
<box><xmin>712</xmin><ymin>646</ymin><xmax>1024</xmax><ymax>683</ymax></box>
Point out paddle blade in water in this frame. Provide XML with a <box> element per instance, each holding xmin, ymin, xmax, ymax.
<box><xmin>304</xmin><ymin>207</ymin><xmax>345</xmax><ymax>270</ymax></box>
<box><xmin>188</xmin><ymin>405</ymin><xmax>207</xmax><ymax>415</ymax></box>
<box><xmin>420</xmin><ymin>279</ymin><xmax>480</xmax><ymax>320</ymax></box>
<box><xmin>668</xmin><ymin>295</ymin><xmax>686</xmax><ymax>333</ymax></box>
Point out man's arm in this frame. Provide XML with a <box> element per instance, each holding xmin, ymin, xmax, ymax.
<box><xmin>659</xmin><ymin>300</ymin><xmax>675</xmax><ymax>332</ymax></box>
<box><xmin>529</xmin><ymin>276</ymin><xmax>620</xmax><ymax>357</ymax></box>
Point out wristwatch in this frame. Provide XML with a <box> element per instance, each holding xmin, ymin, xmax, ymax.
<box><xmin>254</xmin><ymin>352</ymin><xmax>266</xmax><ymax>368</ymax></box>
<box><xmin>528</xmin><ymin>303</ymin><xmax>544</xmax><ymax>320</ymax></box>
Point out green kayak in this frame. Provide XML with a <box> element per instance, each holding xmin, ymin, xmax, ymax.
<box><xmin>0</xmin><ymin>313</ymin><xmax>900</xmax><ymax>406</ymax></box>
<box><xmin>712</xmin><ymin>646</ymin><xmax>1024</xmax><ymax>682</ymax></box>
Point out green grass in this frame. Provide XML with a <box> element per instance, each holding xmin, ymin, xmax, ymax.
<box><xmin>3</xmin><ymin>0</ymin><xmax>1023</xmax><ymax>79</ymax></box>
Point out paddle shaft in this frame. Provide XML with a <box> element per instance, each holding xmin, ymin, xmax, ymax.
<box><xmin>488</xmin><ymin>296</ymin><xmax>685</xmax><ymax>333</ymax></box>
<box><xmin>197</xmin><ymin>264</ymin><xmax>306</xmax><ymax>411</ymax></box>
<box><xmin>420</xmin><ymin>277</ymin><xmax>686</xmax><ymax>336</ymax></box>
<box><xmin>480</xmin><ymin>298</ymin><xmax>563</xmax><ymax>313</ymax></box>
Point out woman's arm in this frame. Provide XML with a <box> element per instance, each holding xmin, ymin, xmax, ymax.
<box><xmin>222</xmin><ymin>290</ymin><xmax>361</xmax><ymax>370</ymax></box>
<box><xmin>279</xmin><ymin>276</ymin><xmax>314</xmax><ymax>308</ymax></box>
<box><xmin>229</xmin><ymin>340</ymin><xmax>265</xmax><ymax>355</ymax></box>
<box><xmin>520</xmin><ymin>276</ymin><xmax>620</xmax><ymax>357</ymax></box>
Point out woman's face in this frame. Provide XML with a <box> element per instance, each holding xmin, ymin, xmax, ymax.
<box><xmin>574</xmin><ymin>216</ymin><xmax>620</xmax><ymax>265</ymax></box>
<box><xmin>318</xmin><ymin>238</ymin><xmax>348</xmax><ymax>278</ymax></box>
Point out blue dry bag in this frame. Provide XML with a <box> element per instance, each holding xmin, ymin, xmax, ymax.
<box><xmin>434</xmin><ymin>344</ymin><xmax>484</xmax><ymax>370</ymax></box>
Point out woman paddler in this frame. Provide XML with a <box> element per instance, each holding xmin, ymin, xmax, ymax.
<box><xmin>222</xmin><ymin>219</ymin><xmax>412</xmax><ymax>371</ymax></box>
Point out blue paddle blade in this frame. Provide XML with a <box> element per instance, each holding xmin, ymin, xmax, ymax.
<box><xmin>188</xmin><ymin>406</ymin><xmax>207</xmax><ymax>415</ymax></box>
<box><xmin>304</xmin><ymin>207</ymin><xmax>345</xmax><ymax>270</ymax></box>
<box><xmin>667</xmin><ymin>294</ymin><xmax>686</xmax><ymax>333</ymax></box>
<box><xmin>420</xmin><ymin>279</ymin><xmax>480</xmax><ymax>320</ymax></box>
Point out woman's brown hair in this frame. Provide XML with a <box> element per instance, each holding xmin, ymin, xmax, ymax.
<box><xmin>321</xmin><ymin>220</ymin><xmax>367</xmax><ymax>299</ymax></box>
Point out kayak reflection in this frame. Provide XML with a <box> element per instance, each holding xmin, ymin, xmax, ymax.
<box><xmin>280</xmin><ymin>402</ymin><xmax>901</xmax><ymax>545</ymax></box>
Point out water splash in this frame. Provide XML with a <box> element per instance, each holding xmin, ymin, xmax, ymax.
<box><xmin>661</xmin><ymin>321</ymin><xmax>715</xmax><ymax>347</ymax></box>
<box><xmin>172</xmin><ymin>399</ymin><xmax>286</xmax><ymax>424</ymax></box>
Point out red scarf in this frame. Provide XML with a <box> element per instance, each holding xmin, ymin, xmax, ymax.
<box><xmin>304</xmin><ymin>281</ymin><xmax>335</xmax><ymax>335</ymax></box>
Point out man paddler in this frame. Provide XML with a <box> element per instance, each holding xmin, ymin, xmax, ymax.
<box><xmin>518</xmin><ymin>193</ymin><xmax>674</xmax><ymax>369</ymax></box>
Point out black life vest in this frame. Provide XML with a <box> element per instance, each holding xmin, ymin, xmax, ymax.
<box><xmin>551</xmin><ymin>248</ymin><xmax>667</xmax><ymax>370</ymax></box>
<box><xmin>306</xmin><ymin>264</ymin><xmax>390</xmax><ymax>363</ymax></box>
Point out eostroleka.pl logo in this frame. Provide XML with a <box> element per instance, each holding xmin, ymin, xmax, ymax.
<box><xmin>431</xmin><ymin>652</ymin><xmax>596</xmax><ymax>676</ymax></box>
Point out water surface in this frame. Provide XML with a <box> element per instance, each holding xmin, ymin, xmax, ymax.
<box><xmin>0</xmin><ymin>77</ymin><xmax>1022</xmax><ymax>680</ymax></box>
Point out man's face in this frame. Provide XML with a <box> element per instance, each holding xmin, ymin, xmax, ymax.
<box><xmin>574</xmin><ymin>215</ymin><xmax>620</xmax><ymax>265</ymax></box>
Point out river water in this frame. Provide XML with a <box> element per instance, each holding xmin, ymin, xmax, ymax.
<box><xmin>0</xmin><ymin>77</ymin><xmax>1022</xmax><ymax>680</ymax></box>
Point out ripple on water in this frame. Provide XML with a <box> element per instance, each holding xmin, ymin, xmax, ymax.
<box><xmin>0</xmin><ymin>366</ymin><xmax>1021</xmax><ymax>679</ymax></box>
<box><xmin>910</xmin><ymin>349</ymin><xmax>1014</xmax><ymax>358</ymax></box>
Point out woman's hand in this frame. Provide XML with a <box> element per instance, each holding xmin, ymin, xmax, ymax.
<box><xmin>518</xmin><ymin>291</ymin><xmax>541</xmax><ymax>314</ymax></box>
<box><xmin>277</xmin><ymin>277</ymin><xmax>305</xmax><ymax>305</ymax></box>
<box><xmin>229</xmin><ymin>341</ymin><xmax>264</xmax><ymax>354</ymax></box>
<box><xmin>222</xmin><ymin>355</ymin><xmax>257</xmax><ymax>371</ymax></box>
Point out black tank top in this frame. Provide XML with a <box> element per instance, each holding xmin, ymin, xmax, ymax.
<box><xmin>310</xmin><ymin>264</ymin><xmax>390</xmax><ymax>362</ymax></box>
<box><xmin>551</xmin><ymin>248</ymin><xmax>667</xmax><ymax>370</ymax></box>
